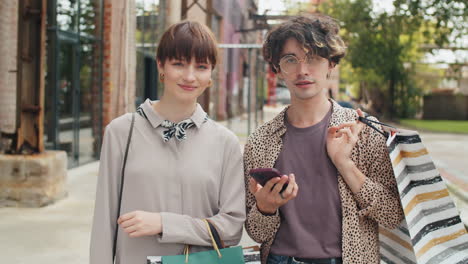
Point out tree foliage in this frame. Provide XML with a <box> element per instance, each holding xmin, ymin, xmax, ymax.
<box><xmin>282</xmin><ymin>0</ymin><xmax>466</xmax><ymax>118</ymax></box>
<box><xmin>320</xmin><ymin>0</ymin><xmax>467</xmax><ymax>118</ymax></box>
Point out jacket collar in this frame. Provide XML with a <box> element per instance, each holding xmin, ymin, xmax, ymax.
<box><xmin>268</xmin><ymin>99</ymin><xmax>347</xmax><ymax>136</ymax></box>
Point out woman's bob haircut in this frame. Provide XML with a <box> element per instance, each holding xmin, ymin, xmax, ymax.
<box><xmin>156</xmin><ymin>21</ymin><xmax>218</xmax><ymax>68</ymax></box>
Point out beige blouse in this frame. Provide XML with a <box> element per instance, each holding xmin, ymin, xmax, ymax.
<box><xmin>90</xmin><ymin>99</ymin><xmax>246</xmax><ymax>264</ymax></box>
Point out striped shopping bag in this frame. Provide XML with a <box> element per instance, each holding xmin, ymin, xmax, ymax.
<box><xmin>376</xmin><ymin>126</ymin><xmax>468</xmax><ymax>264</ymax></box>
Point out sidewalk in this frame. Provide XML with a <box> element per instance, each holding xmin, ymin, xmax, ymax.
<box><xmin>1</xmin><ymin>105</ymin><xmax>467</xmax><ymax>264</ymax></box>
<box><xmin>0</xmin><ymin>162</ymin><xmax>97</xmax><ymax>264</ymax></box>
<box><xmin>218</xmin><ymin>105</ymin><xmax>284</xmax><ymax>147</ymax></box>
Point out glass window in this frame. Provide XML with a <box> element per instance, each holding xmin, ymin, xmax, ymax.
<box><xmin>135</xmin><ymin>0</ymin><xmax>161</xmax><ymax>107</ymax></box>
<box><xmin>57</xmin><ymin>0</ymin><xmax>79</xmax><ymax>32</ymax></box>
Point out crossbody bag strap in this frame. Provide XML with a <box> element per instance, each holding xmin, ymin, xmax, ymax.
<box><xmin>112</xmin><ymin>113</ymin><xmax>136</xmax><ymax>261</ymax></box>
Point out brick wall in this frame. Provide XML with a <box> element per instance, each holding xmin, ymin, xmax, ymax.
<box><xmin>0</xmin><ymin>1</ymin><xmax>19</xmax><ymax>134</ymax></box>
<box><xmin>102</xmin><ymin>0</ymin><xmax>113</xmax><ymax>127</ymax></box>
<box><xmin>101</xmin><ymin>0</ymin><xmax>136</xmax><ymax>129</ymax></box>
<box><xmin>92</xmin><ymin>2</ymin><xmax>104</xmax><ymax>157</ymax></box>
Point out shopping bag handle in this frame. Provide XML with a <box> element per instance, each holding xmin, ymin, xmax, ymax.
<box><xmin>358</xmin><ymin>115</ymin><xmax>396</xmax><ymax>137</ymax></box>
<box><xmin>183</xmin><ymin>219</ymin><xmax>225</xmax><ymax>262</ymax></box>
<box><xmin>204</xmin><ymin>219</ymin><xmax>223</xmax><ymax>257</ymax></box>
<box><xmin>205</xmin><ymin>219</ymin><xmax>225</xmax><ymax>249</ymax></box>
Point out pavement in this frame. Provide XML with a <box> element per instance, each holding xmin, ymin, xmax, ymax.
<box><xmin>1</xmin><ymin>104</ymin><xmax>467</xmax><ymax>264</ymax></box>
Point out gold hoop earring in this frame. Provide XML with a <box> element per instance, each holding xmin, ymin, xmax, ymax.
<box><xmin>159</xmin><ymin>73</ymin><xmax>165</xmax><ymax>82</ymax></box>
<box><xmin>208</xmin><ymin>79</ymin><xmax>212</xmax><ymax>87</ymax></box>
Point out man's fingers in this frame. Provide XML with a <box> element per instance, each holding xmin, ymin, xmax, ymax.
<box><xmin>355</xmin><ymin>109</ymin><xmax>367</xmax><ymax>133</ymax></box>
<box><xmin>337</xmin><ymin>121</ymin><xmax>363</xmax><ymax>136</ymax></box>
<box><xmin>271</xmin><ymin>175</ymin><xmax>289</xmax><ymax>194</ymax></box>
<box><xmin>328</xmin><ymin>126</ymin><xmax>339</xmax><ymax>134</ymax></box>
<box><xmin>284</xmin><ymin>185</ymin><xmax>298</xmax><ymax>201</ymax></box>
<box><xmin>334</xmin><ymin>130</ymin><xmax>345</xmax><ymax>138</ymax></box>
<box><xmin>289</xmin><ymin>174</ymin><xmax>298</xmax><ymax>199</ymax></box>
<box><xmin>357</xmin><ymin>108</ymin><xmax>364</xmax><ymax>117</ymax></box>
<box><xmin>281</xmin><ymin>174</ymin><xmax>295</xmax><ymax>197</ymax></box>
<box><xmin>327</xmin><ymin>127</ymin><xmax>339</xmax><ymax>140</ymax></box>
<box><xmin>263</xmin><ymin>177</ymin><xmax>281</xmax><ymax>192</ymax></box>
<box><xmin>249</xmin><ymin>178</ymin><xmax>259</xmax><ymax>194</ymax></box>
<box><xmin>280</xmin><ymin>182</ymin><xmax>293</xmax><ymax>198</ymax></box>
<box><xmin>281</xmin><ymin>174</ymin><xmax>297</xmax><ymax>200</ymax></box>
<box><xmin>291</xmin><ymin>182</ymin><xmax>299</xmax><ymax>197</ymax></box>
<box><xmin>340</xmin><ymin>127</ymin><xmax>356</xmax><ymax>143</ymax></box>
<box><xmin>286</xmin><ymin>173</ymin><xmax>296</xmax><ymax>187</ymax></box>
<box><xmin>331</xmin><ymin>126</ymin><xmax>358</xmax><ymax>139</ymax></box>
<box><xmin>336</xmin><ymin>122</ymin><xmax>355</xmax><ymax>130</ymax></box>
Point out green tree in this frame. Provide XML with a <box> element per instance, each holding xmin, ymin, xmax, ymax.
<box><xmin>318</xmin><ymin>0</ymin><xmax>467</xmax><ymax>118</ymax></box>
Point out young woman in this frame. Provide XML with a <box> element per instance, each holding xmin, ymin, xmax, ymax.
<box><xmin>90</xmin><ymin>21</ymin><xmax>245</xmax><ymax>264</ymax></box>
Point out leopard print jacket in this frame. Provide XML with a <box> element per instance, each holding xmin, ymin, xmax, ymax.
<box><xmin>243</xmin><ymin>100</ymin><xmax>404</xmax><ymax>264</ymax></box>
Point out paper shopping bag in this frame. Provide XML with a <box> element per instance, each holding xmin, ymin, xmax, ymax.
<box><xmin>379</xmin><ymin>127</ymin><xmax>468</xmax><ymax>264</ymax></box>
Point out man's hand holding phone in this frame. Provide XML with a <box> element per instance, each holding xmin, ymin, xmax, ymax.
<box><xmin>249</xmin><ymin>168</ymin><xmax>298</xmax><ymax>215</ymax></box>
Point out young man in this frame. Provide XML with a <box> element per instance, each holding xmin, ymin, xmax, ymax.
<box><xmin>244</xmin><ymin>15</ymin><xmax>404</xmax><ymax>264</ymax></box>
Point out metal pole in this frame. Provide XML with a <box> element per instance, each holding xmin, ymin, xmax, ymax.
<box><xmin>73</xmin><ymin>44</ymin><xmax>80</xmax><ymax>166</ymax></box>
<box><xmin>261</xmin><ymin>60</ymin><xmax>265</xmax><ymax>124</ymax></box>
<box><xmin>97</xmin><ymin>0</ymin><xmax>104</xmax><ymax>157</ymax></box>
<box><xmin>247</xmin><ymin>48</ymin><xmax>252</xmax><ymax>135</ymax></box>
<box><xmin>74</xmin><ymin>0</ymin><xmax>82</xmax><ymax>166</ymax></box>
<box><xmin>254</xmin><ymin>50</ymin><xmax>259</xmax><ymax>128</ymax></box>
<box><xmin>46</xmin><ymin>0</ymin><xmax>58</xmax><ymax>150</ymax></box>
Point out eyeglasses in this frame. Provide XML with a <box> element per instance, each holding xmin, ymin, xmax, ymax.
<box><xmin>278</xmin><ymin>54</ymin><xmax>324</xmax><ymax>74</ymax></box>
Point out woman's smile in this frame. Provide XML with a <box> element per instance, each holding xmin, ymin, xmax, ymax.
<box><xmin>178</xmin><ymin>84</ymin><xmax>197</xmax><ymax>91</ymax></box>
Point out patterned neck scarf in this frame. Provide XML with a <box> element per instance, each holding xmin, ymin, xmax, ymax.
<box><xmin>136</xmin><ymin>105</ymin><xmax>209</xmax><ymax>142</ymax></box>
<box><xmin>160</xmin><ymin>119</ymin><xmax>195</xmax><ymax>142</ymax></box>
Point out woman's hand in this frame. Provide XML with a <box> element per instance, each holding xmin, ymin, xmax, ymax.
<box><xmin>118</xmin><ymin>211</ymin><xmax>162</xmax><ymax>238</ymax></box>
<box><xmin>249</xmin><ymin>174</ymin><xmax>298</xmax><ymax>214</ymax></box>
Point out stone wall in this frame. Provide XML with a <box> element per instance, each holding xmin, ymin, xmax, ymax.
<box><xmin>0</xmin><ymin>151</ymin><xmax>67</xmax><ymax>207</ymax></box>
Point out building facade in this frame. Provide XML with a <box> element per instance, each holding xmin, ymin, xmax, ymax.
<box><xmin>0</xmin><ymin>0</ymin><xmax>264</xmax><ymax>168</ymax></box>
<box><xmin>0</xmin><ymin>0</ymin><xmax>136</xmax><ymax>206</ymax></box>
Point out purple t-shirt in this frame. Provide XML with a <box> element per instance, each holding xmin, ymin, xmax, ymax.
<box><xmin>270</xmin><ymin>108</ymin><xmax>342</xmax><ymax>259</ymax></box>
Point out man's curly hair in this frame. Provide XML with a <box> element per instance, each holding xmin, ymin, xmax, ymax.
<box><xmin>263</xmin><ymin>14</ymin><xmax>346</xmax><ymax>73</ymax></box>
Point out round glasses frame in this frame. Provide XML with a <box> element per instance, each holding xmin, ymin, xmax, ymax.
<box><xmin>278</xmin><ymin>54</ymin><xmax>325</xmax><ymax>74</ymax></box>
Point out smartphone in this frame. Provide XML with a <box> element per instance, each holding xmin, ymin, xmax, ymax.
<box><xmin>249</xmin><ymin>168</ymin><xmax>288</xmax><ymax>193</ymax></box>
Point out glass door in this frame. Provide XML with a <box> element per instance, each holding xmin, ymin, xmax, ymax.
<box><xmin>57</xmin><ymin>36</ymin><xmax>80</xmax><ymax>167</ymax></box>
<box><xmin>45</xmin><ymin>0</ymin><xmax>103</xmax><ymax>168</ymax></box>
